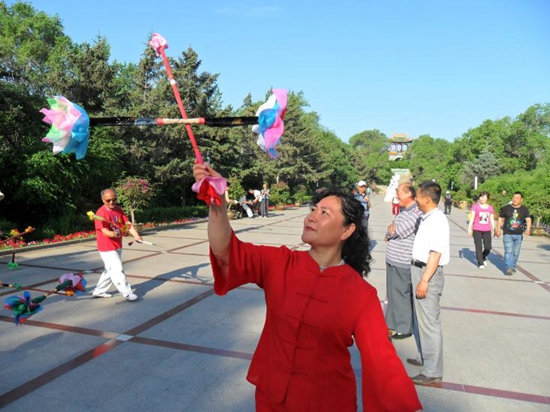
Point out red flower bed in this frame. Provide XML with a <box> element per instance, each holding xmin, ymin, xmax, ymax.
<box><xmin>0</xmin><ymin>218</ymin><xmax>205</xmax><ymax>251</ymax></box>
<box><xmin>0</xmin><ymin>230</ymin><xmax>96</xmax><ymax>250</ymax></box>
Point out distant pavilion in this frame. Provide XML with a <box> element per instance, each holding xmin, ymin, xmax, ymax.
<box><xmin>388</xmin><ymin>133</ymin><xmax>413</xmax><ymax>161</ymax></box>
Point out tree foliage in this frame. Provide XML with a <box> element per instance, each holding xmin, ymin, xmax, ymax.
<box><xmin>0</xmin><ymin>1</ymin><xmax>549</xmax><ymax>235</ymax></box>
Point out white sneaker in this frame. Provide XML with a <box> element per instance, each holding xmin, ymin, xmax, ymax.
<box><xmin>478</xmin><ymin>264</ymin><xmax>485</xmax><ymax>270</ymax></box>
<box><xmin>126</xmin><ymin>293</ymin><xmax>138</xmax><ymax>301</ymax></box>
<box><xmin>92</xmin><ymin>292</ymin><xmax>113</xmax><ymax>298</ymax></box>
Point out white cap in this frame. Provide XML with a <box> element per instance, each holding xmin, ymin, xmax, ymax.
<box><xmin>357</xmin><ymin>180</ymin><xmax>367</xmax><ymax>187</ymax></box>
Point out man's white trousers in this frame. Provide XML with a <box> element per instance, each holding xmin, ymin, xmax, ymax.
<box><xmin>94</xmin><ymin>248</ymin><xmax>133</xmax><ymax>297</ymax></box>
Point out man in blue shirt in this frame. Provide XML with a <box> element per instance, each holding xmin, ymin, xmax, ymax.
<box><xmin>354</xmin><ymin>180</ymin><xmax>371</xmax><ymax>228</ymax></box>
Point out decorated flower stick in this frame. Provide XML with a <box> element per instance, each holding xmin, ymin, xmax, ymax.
<box><xmin>0</xmin><ymin>226</ymin><xmax>35</xmax><ymax>246</ymax></box>
<box><xmin>89</xmin><ymin>116</ymin><xmax>258</xmax><ymax>127</ymax></box>
<box><xmin>1</xmin><ymin>281</ymin><xmax>24</xmax><ymax>290</ymax></box>
<box><xmin>87</xmin><ymin>211</ymin><xmax>129</xmax><ymax>235</ymax></box>
<box><xmin>150</xmin><ymin>33</ymin><xmax>227</xmax><ymax>206</ymax></box>
<box><xmin>3</xmin><ymin>280</ymin><xmax>73</xmax><ymax>325</ymax></box>
<box><xmin>128</xmin><ymin>240</ymin><xmax>156</xmax><ymax>247</ymax></box>
<box><xmin>149</xmin><ymin>33</ymin><xmax>203</xmax><ymax>163</ymax></box>
<box><xmin>87</xmin><ymin>210</ymin><xmax>114</xmax><ymax>231</ymax></box>
<box><xmin>128</xmin><ymin>239</ymin><xmax>168</xmax><ymax>254</ymax></box>
<box><xmin>87</xmin><ymin>211</ymin><xmax>105</xmax><ymax>222</ymax></box>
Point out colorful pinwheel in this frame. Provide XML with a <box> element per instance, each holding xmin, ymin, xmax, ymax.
<box><xmin>252</xmin><ymin>89</ymin><xmax>288</xmax><ymax>159</ymax></box>
<box><xmin>4</xmin><ymin>291</ymin><xmax>43</xmax><ymax>325</ymax></box>
<box><xmin>40</xmin><ymin>96</ymin><xmax>90</xmax><ymax>160</ymax></box>
<box><xmin>3</xmin><ymin>280</ymin><xmax>72</xmax><ymax>325</ymax></box>
<box><xmin>59</xmin><ymin>272</ymin><xmax>87</xmax><ymax>296</ymax></box>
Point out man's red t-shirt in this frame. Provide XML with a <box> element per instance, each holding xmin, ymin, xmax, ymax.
<box><xmin>95</xmin><ymin>205</ymin><xmax>129</xmax><ymax>252</ymax></box>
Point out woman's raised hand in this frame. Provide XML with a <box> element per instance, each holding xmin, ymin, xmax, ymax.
<box><xmin>193</xmin><ymin>163</ymin><xmax>222</xmax><ymax>183</ymax></box>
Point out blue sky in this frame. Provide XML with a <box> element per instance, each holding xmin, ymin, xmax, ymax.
<box><xmin>13</xmin><ymin>0</ymin><xmax>550</xmax><ymax>142</ymax></box>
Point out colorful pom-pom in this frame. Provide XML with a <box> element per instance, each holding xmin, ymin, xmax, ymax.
<box><xmin>149</xmin><ymin>33</ymin><xmax>168</xmax><ymax>56</ymax></box>
<box><xmin>252</xmin><ymin>89</ymin><xmax>288</xmax><ymax>159</ymax></box>
<box><xmin>59</xmin><ymin>273</ymin><xmax>87</xmax><ymax>296</ymax></box>
<box><xmin>40</xmin><ymin>96</ymin><xmax>90</xmax><ymax>160</ymax></box>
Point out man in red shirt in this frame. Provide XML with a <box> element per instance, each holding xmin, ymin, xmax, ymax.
<box><xmin>91</xmin><ymin>188</ymin><xmax>142</xmax><ymax>301</ymax></box>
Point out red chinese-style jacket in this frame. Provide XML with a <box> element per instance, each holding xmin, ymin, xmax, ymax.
<box><xmin>210</xmin><ymin>232</ymin><xmax>422</xmax><ymax>412</ymax></box>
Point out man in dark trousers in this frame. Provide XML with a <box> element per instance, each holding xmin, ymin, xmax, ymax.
<box><xmin>443</xmin><ymin>191</ymin><xmax>452</xmax><ymax>215</ymax></box>
<box><xmin>385</xmin><ymin>182</ymin><xmax>422</xmax><ymax>340</ymax></box>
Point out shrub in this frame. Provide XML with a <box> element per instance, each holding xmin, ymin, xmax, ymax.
<box><xmin>34</xmin><ymin>214</ymin><xmax>91</xmax><ymax>240</ymax></box>
<box><xmin>116</xmin><ymin>177</ymin><xmax>154</xmax><ymax>224</ymax></box>
<box><xmin>135</xmin><ymin>205</ymin><xmax>208</xmax><ymax>223</ymax></box>
<box><xmin>270</xmin><ymin>181</ymin><xmax>292</xmax><ymax>206</ymax></box>
<box><xmin>227</xmin><ymin>176</ymin><xmax>245</xmax><ymax>202</ymax></box>
<box><xmin>0</xmin><ymin>219</ymin><xmax>17</xmax><ymax>234</ymax></box>
<box><xmin>292</xmin><ymin>184</ymin><xmax>312</xmax><ymax>204</ymax></box>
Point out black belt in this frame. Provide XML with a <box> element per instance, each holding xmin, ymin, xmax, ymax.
<box><xmin>411</xmin><ymin>260</ymin><xmax>426</xmax><ymax>268</ymax></box>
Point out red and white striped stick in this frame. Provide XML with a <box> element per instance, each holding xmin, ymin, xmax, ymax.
<box><xmin>149</xmin><ymin>33</ymin><xmax>203</xmax><ymax>163</ymax></box>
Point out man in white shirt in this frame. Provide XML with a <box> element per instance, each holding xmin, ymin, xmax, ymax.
<box><xmin>408</xmin><ymin>181</ymin><xmax>450</xmax><ymax>385</ymax></box>
<box><xmin>242</xmin><ymin>188</ymin><xmax>262</xmax><ymax>218</ymax></box>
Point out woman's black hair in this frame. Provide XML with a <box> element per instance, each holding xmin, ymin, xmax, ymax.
<box><xmin>311</xmin><ymin>188</ymin><xmax>372</xmax><ymax>277</ymax></box>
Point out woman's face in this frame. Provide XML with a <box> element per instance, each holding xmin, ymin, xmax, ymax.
<box><xmin>479</xmin><ymin>194</ymin><xmax>488</xmax><ymax>204</ymax></box>
<box><xmin>301</xmin><ymin>195</ymin><xmax>352</xmax><ymax>247</ymax></box>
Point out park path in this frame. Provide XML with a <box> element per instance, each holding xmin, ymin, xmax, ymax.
<box><xmin>1</xmin><ymin>196</ymin><xmax>549</xmax><ymax>411</ymax></box>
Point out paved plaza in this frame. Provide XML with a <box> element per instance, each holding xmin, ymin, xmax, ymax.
<box><xmin>1</xmin><ymin>195</ymin><xmax>549</xmax><ymax>411</ymax></box>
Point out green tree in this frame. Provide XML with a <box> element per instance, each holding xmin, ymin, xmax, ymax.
<box><xmin>460</xmin><ymin>149</ymin><xmax>501</xmax><ymax>186</ymax></box>
<box><xmin>0</xmin><ymin>1</ymin><xmax>73</xmax><ymax>94</ymax></box>
<box><xmin>349</xmin><ymin>129</ymin><xmax>390</xmax><ymax>184</ymax></box>
<box><xmin>406</xmin><ymin>134</ymin><xmax>453</xmax><ymax>185</ymax></box>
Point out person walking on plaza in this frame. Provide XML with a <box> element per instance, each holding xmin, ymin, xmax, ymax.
<box><xmin>468</xmin><ymin>191</ymin><xmax>495</xmax><ymax>269</ymax></box>
<box><xmin>392</xmin><ymin>189</ymin><xmax>401</xmax><ymax>217</ymax></box>
<box><xmin>408</xmin><ymin>181</ymin><xmax>450</xmax><ymax>385</ymax></box>
<box><xmin>354</xmin><ymin>180</ymin><xmax>371</xmax><ymax>228</ymax></box>
<box><xmin>91</xmin><ymin>188</ymin><xmax>141</xmax><ymax>301</ymax></box>
<box><xmin>259</xmin><ymin>183</ymin><xmax>270</xmax><ymax>218</ymax></box>
<box><xmin>193</xmin><ymin>163</ymin><xmax>422</xmax><ymax>412</ymax></box>
<box><xmin>443</xmin><ymin>190</ymin><xmax>452</xmax><ymax>215</ymax></box>
<box><xmin>496</xmin><ymin>191</ymin><xmax>531</xmax><ymax>276</ymax></box>
<box><xmin>385</xmin><ymin>182</ymin><xmax>422</xmax><ymax>340</ymax></box>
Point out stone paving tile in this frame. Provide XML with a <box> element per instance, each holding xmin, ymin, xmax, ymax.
<box><xmin>138</xmin><ymin>288</ymin><xmax>266</xmax><ymax>354</ymax></box>
<box><xmin>0</xmin><ymin>321</ymin><xmax>108</xmax><ymax>395</ymax></box>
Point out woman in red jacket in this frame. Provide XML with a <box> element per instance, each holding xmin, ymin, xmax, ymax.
<box><xmin>194</xmin><ymin>163</ymin><xmax>421</xmax><ymax>412</ymax></box>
